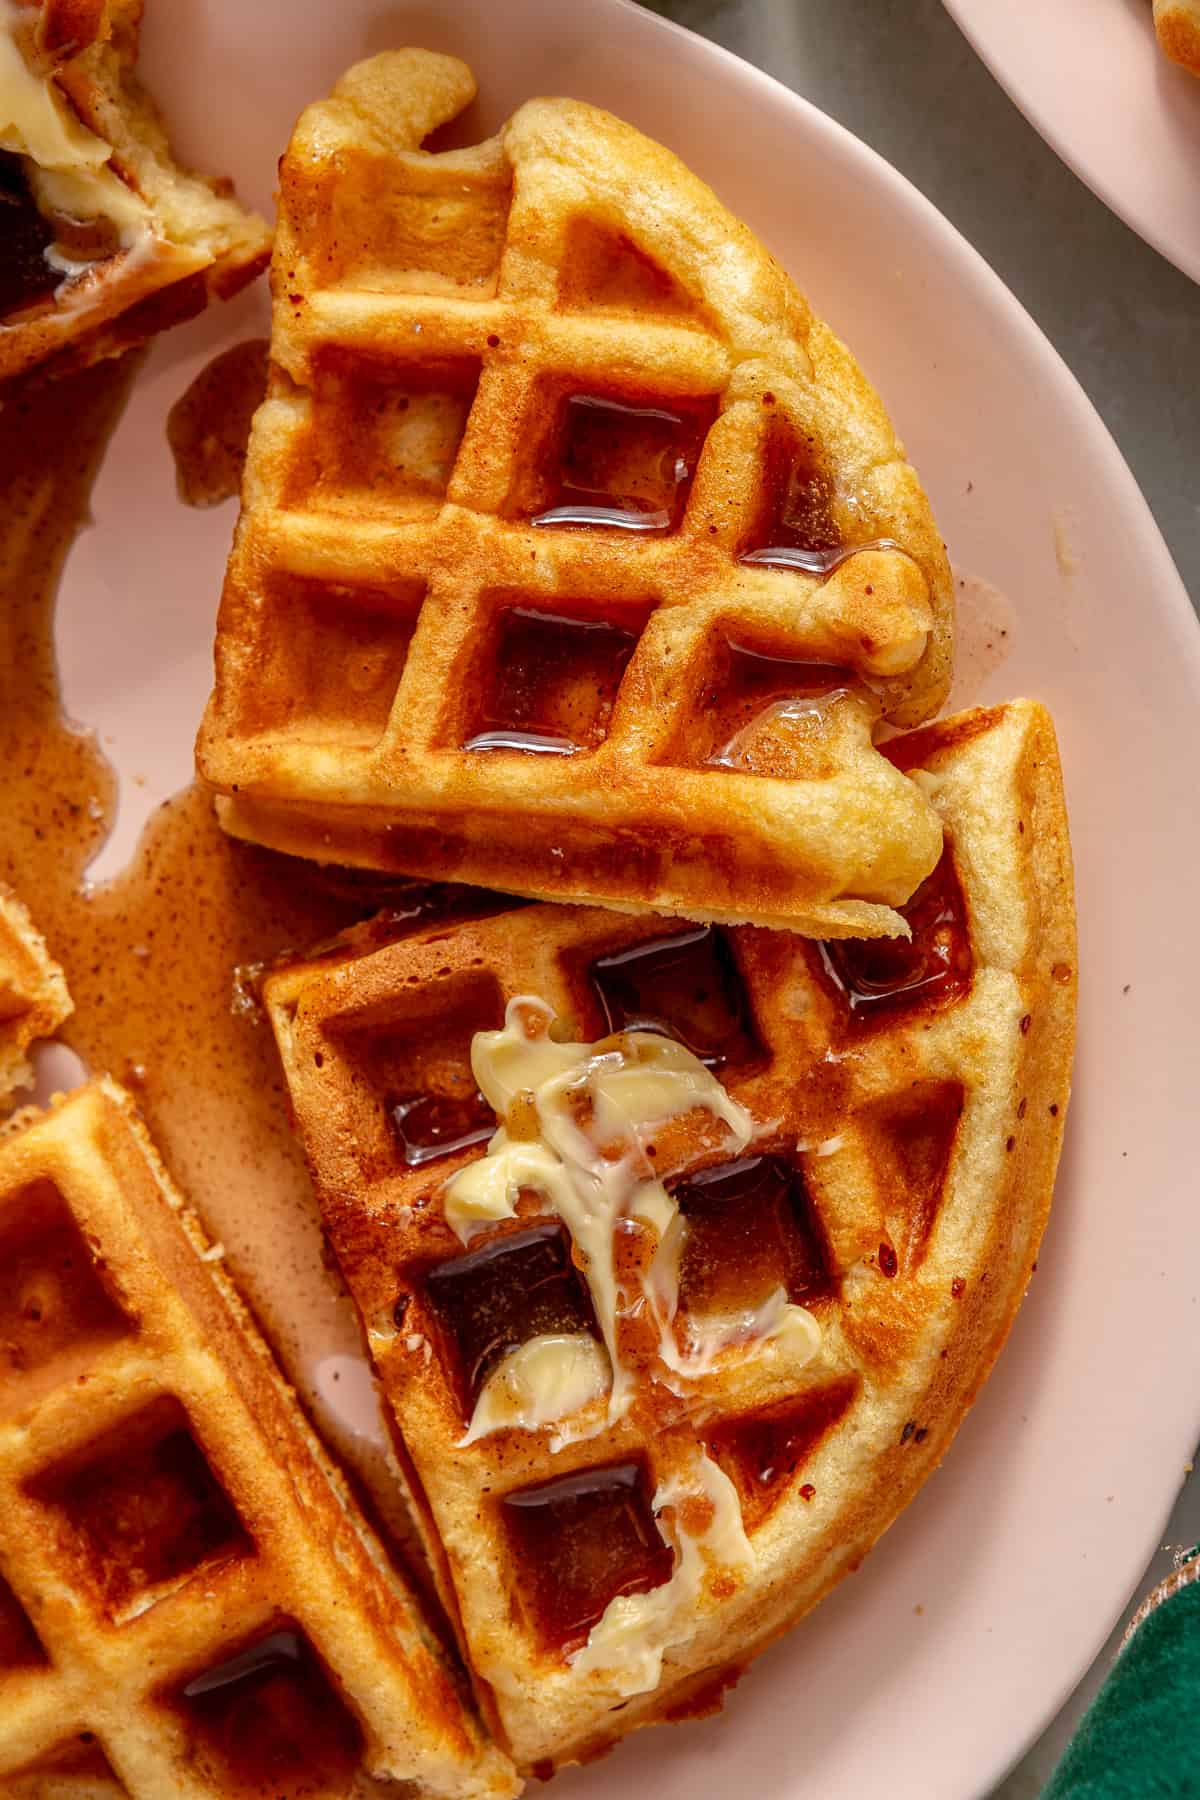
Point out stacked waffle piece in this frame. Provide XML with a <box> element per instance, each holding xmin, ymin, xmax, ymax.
<box><xmin>0</xmin><ymin>0</ymin><xmax>269</xmax><ymax>379</ymax></box>
<box><xmin>197</xmin><ymin>49</ymin><xmax>957</xmax><ymax>937</ymax></box>
<box><xmin>0</xmin><ymin>1078</ymin><xmax>518</xmax><ymax>1799</ymax></box>
<box><xmin>265</xmin><ymin>697</ymin><xmax>1075</xmax><ymax>1769</ymax></box>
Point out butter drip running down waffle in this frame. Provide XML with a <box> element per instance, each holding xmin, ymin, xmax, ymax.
<box><xmin>267</xmin><ymin>699</ymin><xmax>1076</xmax><ymax>1771</ymax></box>
<box><xmin>0</xmin><ymin>0</ymin><xmax>270</xmax><ymax>379</ymax></box>
<box><xmin>198</xmin><ymin>49</ymin><xmax>957</xmax><ymax>937</ymax></box>
<box><xmin>0</xmin><ymin>1082</ymin><xmax>518</xmax><ymax>1800</ymax></box>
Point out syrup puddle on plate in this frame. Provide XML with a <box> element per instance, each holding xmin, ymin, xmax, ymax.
<box><xmin>944</xmin><ymin>568</ymin><xmax>1017</xmax><ymax>711</ymax></box>
<box><xmin>0</xmin><ymin>356</ymin><xmax>455</xmax><ymax>1578</ymax></box>
<box><xmin>166</xmin><ymin>338</ymin><xmax>269</xmax><ymax>508</ymax></box>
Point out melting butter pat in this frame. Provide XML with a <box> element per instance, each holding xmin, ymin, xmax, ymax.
<box><xmin>648</xmin><ymin>1241</ymin><xmax>823</xmax><ymax>1378</ymax></box>
<box><xmin>572</xmin><ymin>1449</ymin><xmax>754</xmax><ymax>1697</ymax></box>
<box><xmin>31</xmin><ymin>161</ymin><xmax>152</xmax><ymax>248</ymax></box>
<box><xmin>471</xmin><ymin>1018</ymin><xmax>581</xmax><ymax>1119</ymax></box>
<box><xmin>462</xmin><ymin>1334</ymin><xmax>610</xmax><ymax>1446</ymax></box>
<box><xmin>0</xmin><ymin>9</ymin><xmax>111</xmax><ymax>169</ymax></box>
<box><xmin>442</xmin><ymin>1139</ymin><xmax>564</xmax><ymax>1238</ymax></box>
<box><xmin>443</xmin><ymin>998</ymin><xmax>754</xmax><ymax>1425</ymax></box>
<box><xmin>0</xmin><ymin>2</ymin><xmax>152</xmax><ymax>250</ymax></box>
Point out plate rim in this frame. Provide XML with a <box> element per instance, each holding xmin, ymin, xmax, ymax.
<box><xmin>595</xmin><ymin>11</ymin><xmax>1200</xmax><ymax>1787</ymax></box>
<box><xmin>940</xmin><ymin>0</ymin><xmax>1200</xmax><ymax>286</ymax></box>
<box><xmin>66</xmin><ymin>2</ymin><xmax>1200</xmax><ymax>1792</ymax></box>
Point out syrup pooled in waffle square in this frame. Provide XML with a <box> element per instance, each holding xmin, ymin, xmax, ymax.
<box><xmin>0</xmin><ymin>884</ymin><xmax>70</xmax><ymax>1107</ymax></box>
<box><xmin>0</xmin><ymin>0</ymin><xmax>269</xmax><ymax>381</ymax></box>
<box><xmin>199</xmin><ymin>48</ymin><xmax>956</xmax><ymax>937</ymax></box>
<box><xmin>0</xmin><ymin>1081</ymin><xmax>518</xmax><ymax>1800</ymax></box>
<box><xmin>266</xmin><ymin>700</ymin><xmax>1077</xmax><ymax>1770</ymax></box>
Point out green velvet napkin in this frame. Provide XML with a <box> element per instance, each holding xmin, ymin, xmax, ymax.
<box><xmin>1043</xmin><ymin>1550</ymin><xmax>1200</xmax><ymax>1798</ymax></box>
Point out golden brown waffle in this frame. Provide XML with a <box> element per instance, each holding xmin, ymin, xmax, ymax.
<box><xmin>1155</xmin><ymin>0</ymin><xmax>1200</xmax><ymax>71</ymax></box>
<box><xmin>266</xmin><ymin>698</ymin><xmax>1076</xmax><ymax>1770</ymax></box>
<box><xmin>0</xmin><ymin>1080</ymin><xmax>519</xmax><ymax>1800</ymax></box>
<box><xmin>198</xmin><ymin>49</ymin><xmax>956</xmax><ymax>938</ymax></box>
<box><xmin>0</xmin><ymin>0</ymin><xmax>270</xmax><ymax>381</ymax></box>
<box><xmin>0</xmin><ymin>884</ymin><xmax>70</xmax><ymax>1107</ymax></box>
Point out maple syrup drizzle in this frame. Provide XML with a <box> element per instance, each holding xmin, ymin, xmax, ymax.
<box><xmin>175</xmin><ymin>1624</ymin><xmax>363</xmax><ymax>1789</ymax></box>
<box><xmin>740</xmin><ymin>423</ymin><xmax>840</xmax><ymax>560</ymax></box>
<box><xmin>0</xmin><ymin>151</ymin><xmax>57</xmax><ymax>319</ymax></box>
<box><xmin>391</xmin><ymin>1090</ymin><xmax>495</xmax><ymax>1166</ymax></box>
<box><xmin>420</xmin><ymin>1220</ymin><xmax>598</xmax><ymax>1411</ymax></box>
<box><xmin>739</xmin><ymin>535</ymin><xmax>903</xmax><ymax>575</ymax></box>
<box><xmin>671</xmin><ymin>1154</ymin><xmax>833</xmax><ymax>1317</ymax></box>
<box><xmin>588</xmin><ymin>925</ymin><xmax>761</xmax><ymax>1073</ymax></box>
<box><xmin>699</xmin><ymin>639</ymin><xmax>855</xmax><ymax>776</ymax></box>
<box><xmin>181</xmin><ymin>1625</ymin><xmax>305</xmax><ymax>1699</ymax></box>
<box><xmin>533</xmin><ymin>503</ymin><xmax>674</xmax><ymax>531</ymax></box>
<box><xmin>0</xmin><ymin>359</ymin><xmax>467</xmax><ymax>1557</ymax></box>
<box><xmin>501</xmin><ymin>1460</ymin><xmax>672</xmax><ymax>1654</ymax></box>
<box><xmin>819</xmin><ymin>848</ymin><xmax>972</xmax><ymax>1025</ymax></box>
<box><xmin>531</xmin><ymin>391</ymin><xmax>713</xmax><ymax>531</ymax></box>
<box><xmin>463</xmin><ymin>729</ymin><xmax>579</xmax><ymax>755</ymax></box>
<box><xmin>32</xmin><ymin>1403</ymin><xmax>247</xmax><ymax>1616</ymax></box>
<box><xmin>706</xmin><ymin>1382</ymin><xmax>856</xmax><ymax>1534</ymax></box>
<box><xmin>166</xmin><ymin>338</ymin><xmax>268</xmax><ymax>508</ymax></box>
<box><xmin>463</xmin><ymin>606</ymin><xmax>644</xmax><ymax>756</ymax></box>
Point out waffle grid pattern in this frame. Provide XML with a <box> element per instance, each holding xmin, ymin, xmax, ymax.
<box><xmin>0</xmin><ymin>1082</ymin><xmax>517</xmax><ymax>1800</ymax></box>
<box><xmin>266</xmin><ymin>701</ymin><xmax>1076</xmax><ymax>1769</ymax></box>
<box><xmin>200</xmin><ymin>51</ymin><xmax>955</xmax><ymax>936</ymax></box>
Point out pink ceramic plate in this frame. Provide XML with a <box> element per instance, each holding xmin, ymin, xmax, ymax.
<box><xmin>52</xmin><ymin>0</ymin><xmax>1200</xmax><ymax>1793</ymax></box>
<box><xmin>944</xmin><ymin>0</ymin><xmax>1200</xmax><ymax>283</ymax></box>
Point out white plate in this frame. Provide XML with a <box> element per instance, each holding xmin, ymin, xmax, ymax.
<box><xmin>55</xmin><ymin>1</ymin><xmax>1200</xmax><ymax>1795</ymax></box>
<box><xmin>943</xmin><ymin>0</ymin><xmax>1200</xmax><ymax>284</ymax></box>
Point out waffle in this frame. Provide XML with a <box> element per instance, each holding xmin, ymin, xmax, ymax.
<box><xmin>0</xmin><ymin>884</ymin><xmax>70</xmax><ymax>1107</ymax></box>
<box><xmin>0</xmin><ymin>0</ymin><xmax>270</xmax><ymax>381</ymax></box>
<box><xmin>265</xmin><ymin>698</ymin><xmax>1076</xmax><ymax>1770</ymax></box>
<box><xmin>1155</xmin><ymin>0</ymin><xmax>1200</xmax><ymax>71</ymax></box>
<box><xmin>197</xmin><ymin>49</ymin><xmax>956</xmax><ymax>938</ymax></box>
<box><xmin>0</xmin><ymin>1080</ymin><xmax>519</xmax><ymax>1800</ymax></box>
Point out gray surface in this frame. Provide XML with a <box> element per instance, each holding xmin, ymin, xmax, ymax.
<box><xmin>642</xmin><ymin>0</ymin><xmax>1200</xmax><ymax>608</ymax></box>
<box><xmin>638</xmin><ymin>1</ymin><xmax>1200</xmax><ymax>1794</ymax></box>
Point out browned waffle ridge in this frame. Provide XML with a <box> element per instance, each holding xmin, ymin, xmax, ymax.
<box><xmin>0</xmin><ymin>1</ymin><xmax>270</xmax><ymax>381</ymax></box>
<box><xmin>1154</xmin><ymin>0</ymin><xmax>1200</xmax><ymax>72</ymax></box>
<box><xmin>198</xmin><ymin>48</ymin><xmax>956</xmax><ymax>937</ymax></box>
<box><xmin>266</xmin><ymin>698</ymin><xmax>1077</xmax><ymax>1771</ymax></box>
<box><xmin>0</xmin><ymin>1080</ymin><xmax>519</xmax><ymax>1800</ymax></box>
<box><xmin>0</xmin><ymin>884</ymin><xmax>70</xmax><ymax>1107</ymax></box>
